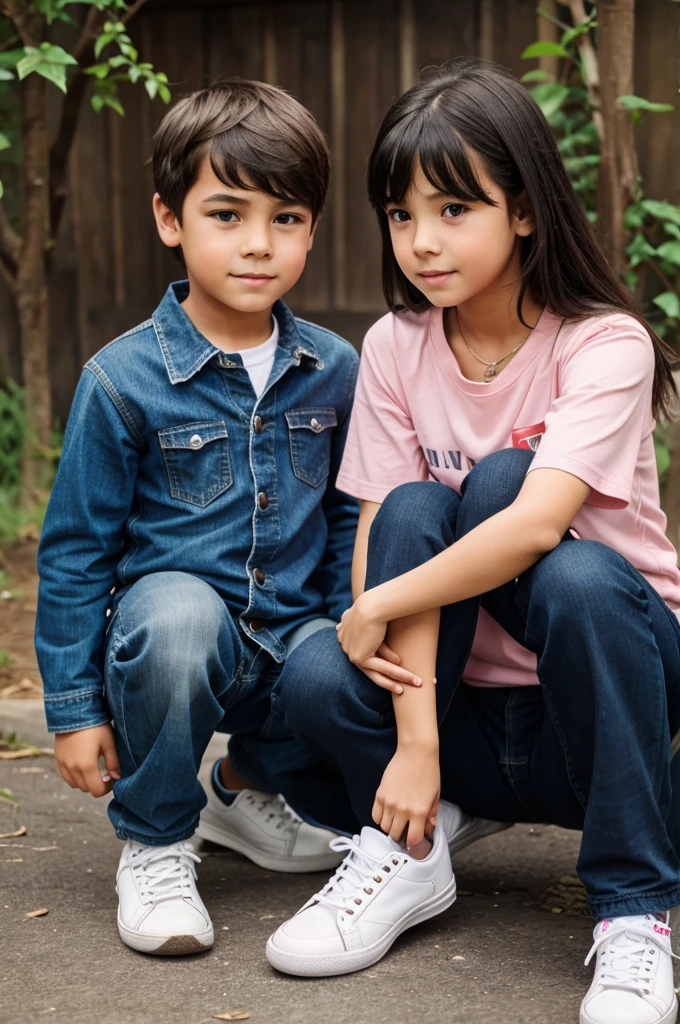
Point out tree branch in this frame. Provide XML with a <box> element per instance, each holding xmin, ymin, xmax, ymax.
<box><xmin>567</xmin><ymin>0</ymin><xmax>604</xmax><ymax>144</ymax></box>
<box><xmin>0</xmin><ymin>33</ymin><xmax>20</xmax><ymax>54</ymax></box>
<box><xmin>0</xmin><ymin>196</ymin><xmax>21</xmax><ymax>282</ymax></box>
<box><xmin>0</xmin><ymin>1</ymin><xmax>41</xmax><ymax>47</ymax></box>
<box><xmin>48</xmin><ymin>0</ymin><xmax>152</xmax><ymax>241</ymax></box>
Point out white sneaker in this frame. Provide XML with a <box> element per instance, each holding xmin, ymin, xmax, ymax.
<box><xmin>116</xmin><ymin>839</ymin><xmax>213</xmax><ymax>955</ymax></box>
<box><xmin>197</xmin><ymin>775</ymin><xmax>342</xmax><ymax>873</ymax></box>
<box><xmin>581</xmin><ymin>913</ymin><xmax>679</xmax><ymax>1024</ymax></box>
<box><xmin>266</xmin><ymin>823</ymin><xmax>456</xmax><ymax>976</ymax></box>
<box><xmin>438</xmin><ymin>799</ymin><xmax>513</xmax><ymax>856</ymax></box>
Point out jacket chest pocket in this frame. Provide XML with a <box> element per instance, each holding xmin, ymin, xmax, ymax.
<box><xmin>158</xmin><ymin>420</ymin><xmax>232</xmax><ymax>507</ymax></box>
<box><xmin>285</xmin><ymin>408</ymin><xmax>337</xmax><ymax>488</ymax></box>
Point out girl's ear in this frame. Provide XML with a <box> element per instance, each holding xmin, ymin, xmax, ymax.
<box><xmin>512</xmin><ymin>190</ymin><xmax>535</xmax><ymax>238</ymax></box>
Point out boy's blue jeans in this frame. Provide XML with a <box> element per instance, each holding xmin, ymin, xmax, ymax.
<box><xmin>273</xmin><ymin>449</ymin><xmax>680</xmax><ymax>920</ymax></box>
<box><xmin>104</xmin><ymin>573</ymin><xmax>335</xmax><ymax>846</ymax></box>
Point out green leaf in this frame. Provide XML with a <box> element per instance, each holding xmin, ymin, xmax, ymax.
<box><xmin>653</xmin><ymin>291</ymin><xmax>680</xmax><ymax>319</ymax></box>
<box><xmin>617</xmin><ymin>94</ymin><xmax>675</xmax><ymax>113</ymax></box>
<box><xmin>17</xmin><ymin>43</ymin><xmax>78</xmax><ymax>93</ymax></box>
<box><xmin>530</xmin><ymin>83</ymin><xmax>570</xmax><ymax>120</ymax></box>
<box><xmin>656</xmin><ymin>241</ymin><xmax>680</xmax><ymax>266</ymax></box>
<box><xmin>655</xmin><ymin>440</ymin><xmax>671</xmax><ymax>477</ymax></box>
<box><xmin>521</xmin><ymin>40</ymin><xmax>571</xmax><ymax>59</ymax></box>
<box><xmin>145</xmin><ymin>78</ymin><xmax>158</xmax><ymax>100</ymax></box>
<box><xmin>0</xmin><ymin>68</ymin><xmax>13</xmax><ymax>81</ymax></box>
<box><xmin>663</xmin><ymin>222</ymin><xmax>680</xmax><ymax>240</ymax></box>
<box><xmin>0</xmin><ymin>133</ymin><xmax>10</xmax><ymax>152</ymax></box>
<box><xmin>0</xmin><ymin>179</ymin><xmax>3</xmax><ymax>201</ymax></box>
<box><xmin>158</xmin><ymin>83</ymin><xmax>171</xmax><ymax>104</ymax></box>
<box><xmin>94</xmin><ymin>32</ymin><xmax>117</xmax><ymax>59</ymax></box>
<box><xmin>625</xmin><ymin>203</ymin><xmax>647</xmax><ymax>229</ymax></box>
<box><xmin>521</xmin><ymin>69</ymin><xmax>554</xmax><ymax>83</ymax></box>
<box><xmin>108</xmin><ymin>55</ymin><xmax>130</xmax><ymax>68</ymax></box>
<box><xmin>85</xmin><ymin>62</ymin><xmax>111</xmax><ymax>79</ymax></box>
<box><xmin>0</xmin><ymin>49</ymin><xmax>25</xmax><ymax>70</ymax></box>
<box><xmin>626</xmin><ymin>233</ymin><xmax>657</xmax><ymax>267</ymax></box>
<box><xmin>640</xmin><ymin>200</ymin><xmax>680</xmax><ymax>226</ymax></box>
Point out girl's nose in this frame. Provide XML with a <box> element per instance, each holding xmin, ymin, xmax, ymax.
<box><xmin>411</xmin><ymin>226</ymin><xmax>442</xmax><ymax>258</ymax></box>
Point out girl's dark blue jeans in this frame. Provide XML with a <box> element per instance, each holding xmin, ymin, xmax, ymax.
<box><xmin>273</xmin><ymin>448</ymin><xmax>680</xmax><ymax>920</ymax></box>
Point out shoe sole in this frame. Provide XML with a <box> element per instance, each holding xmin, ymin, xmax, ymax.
<box><xmin>449</xmin><ymin>820</ymin><xmax>513</xmax><ymax>857</ymax></box>
<box><xmin>196</xmin><ymin>819</ymin><xmax>343</xmax><ymax>874</ymax></box>
<box><xmin>117</xmin><ymin>916</ymin><xmax>214</xmax><ymax>956</ymax></box>
<box><xmin>580</xmin><ymin>995</ymin><xmax>678</xmax><ymax>1024</ymax></box>
<box><xmin>265</xmin><ymin>876</ymin><xmax>457</xmax><ymax>977</ymax></box>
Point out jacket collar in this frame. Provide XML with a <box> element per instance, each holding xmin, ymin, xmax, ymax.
<box><xmin>152</xmin><ymin>281</ymin><xmax>320</xmax><ymax>385</ymax></box>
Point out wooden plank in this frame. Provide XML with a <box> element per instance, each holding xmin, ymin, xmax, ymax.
<box><xmin>342</xmin><ymin>0</ymin><xmax>399</xmax><ymax>312</ymax></box>
<box><xmin>206</xmin><ymin>4</ymin><xmax>265</xmax><ymax>81</ymax></box>
<box><xmin>492</xmin><ymin>0</ymin><xmax>539</xmax><ymax>79</ymax></box>
<box><xmin>634</xmin><ymin>0</ymin><xmax>680</xmax><ymax>205</ymax></box>
<box><xmin>413</xmin><ymin>0</ymin><xmax>477</xmax><ymax>70</ymax></box>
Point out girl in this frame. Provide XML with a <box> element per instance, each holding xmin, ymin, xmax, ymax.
<box><xmin>266</xmin><ymin>61</ymin><xmax>680</xmax><ymax>1024</ymax></box>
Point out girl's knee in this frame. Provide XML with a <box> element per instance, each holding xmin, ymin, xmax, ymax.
<box><xmin>458</xmin><ymin>448</ymin><xmax>533</xmax><ymax>532</ymax></box>
<box><xmin>371</xmin><ymin>481</ymin><xmax>460</xmax><ymax>540</ymax></box>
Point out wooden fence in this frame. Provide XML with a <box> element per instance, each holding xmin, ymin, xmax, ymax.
<box><xmin>0</xmin><ymin>0</ymin><xmax>678</xmax><ymax>423</ymax></box>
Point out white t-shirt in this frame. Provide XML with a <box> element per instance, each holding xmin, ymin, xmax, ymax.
<box><xmin>236</xmin><ymin>316</ymin><xmax>279</xmax><ymax>398</ymax></box>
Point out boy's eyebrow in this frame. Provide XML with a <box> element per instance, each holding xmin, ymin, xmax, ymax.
<box><xmin>202</xmin><ymin>192</ymin><xmax>250</xmax><ymax>205</ymax></box>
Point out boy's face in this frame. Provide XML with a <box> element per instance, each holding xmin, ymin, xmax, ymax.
<box><xmin>153</xmin><ymin>156</ymin><xmax>317</xmax><ymax>313</ymax></box>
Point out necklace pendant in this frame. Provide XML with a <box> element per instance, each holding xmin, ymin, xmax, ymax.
<box><xmin>484</xmin><ymin>366</ymin><xmax>497</xmax><ymax>382</ymax></box>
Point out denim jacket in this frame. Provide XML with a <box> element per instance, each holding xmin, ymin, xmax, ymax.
<box><xmin>36</xmin><ymin>282</ymin><xmax>360</xmax><ymax>732</ymax></box>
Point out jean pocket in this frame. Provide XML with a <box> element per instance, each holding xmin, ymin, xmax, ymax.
<box><xmin>285</xmin><ymin>408</ymin><xmax>337</xmax><ymax>487</ymax></box>
<box><xmin>159</xmin><ymin>420</ymin><xmax>233</xmax><ymax>507</ymax></box>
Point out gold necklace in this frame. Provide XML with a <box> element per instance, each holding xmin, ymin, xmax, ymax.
<box><xmin>456</xmin><ymin>311</ymin><xmax>532</xmax><ymax>383</ymax></box>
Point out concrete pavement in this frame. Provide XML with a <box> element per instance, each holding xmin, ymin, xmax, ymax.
<box><xmin>1</xmin><ymin>699</ymin><xmax>597</xmax><ymax>1024</ymax></box>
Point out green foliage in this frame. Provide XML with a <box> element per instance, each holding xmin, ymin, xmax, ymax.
<box><xmin>523</xmin><ymin>5</ymin><xmax>680</xmax><ymax>347</ymax></box>
<box><xmin>0</xmin><ymin>2</ymin><xmax>171</xmax><ymax>196</ymax></box>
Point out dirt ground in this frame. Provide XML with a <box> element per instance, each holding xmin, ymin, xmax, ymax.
<box><xmin>0</xmin><ymin>540</ymin><xmax>42</xmax><ymax>700</ymax></box>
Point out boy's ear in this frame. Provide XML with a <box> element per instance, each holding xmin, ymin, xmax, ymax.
<box><xmin>153</xmin><ymin>192</ymin><xmax>182</xmax><ymax>248</ymax></box>
<box><xmin>512</xmin><ymin>190</ymin><xmax>535</xmax><ymax>238</ymax></box>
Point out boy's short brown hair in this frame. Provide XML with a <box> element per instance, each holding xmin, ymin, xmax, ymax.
<box><xmin>152</xmin><ymin>79</ymin><xmax>330</xmax><ymax>221</ymax></box>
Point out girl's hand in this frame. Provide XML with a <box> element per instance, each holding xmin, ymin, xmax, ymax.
<box><xmin>373</xmin><ymin>745</ymin><xmax>440</xmax><ymax>849</ymax></box>
<box><xmin>336</xmin><ymin>593</ymin><xmax>422</xmax><ymax>694</ymax></box>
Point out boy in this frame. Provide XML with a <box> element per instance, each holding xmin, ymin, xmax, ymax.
<box><xmin>35</xmin><ymin>79</ymin><xmax>385</xmax><ymax>956</ymax></box>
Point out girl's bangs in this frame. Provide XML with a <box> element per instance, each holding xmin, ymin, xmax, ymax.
<box><xmin>371</xmin><ymin>111</ymin><xmax>493</xmax><ymax>209</ymax></box>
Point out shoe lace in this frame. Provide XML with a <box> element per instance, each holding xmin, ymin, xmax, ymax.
<box><xmin>244</xmin><ymin>792</ymin><xmax>301</xmax><ymax>833</ymax></box>
<box><xmin>129</xmin><ymin>841</ymin><xmax>201</xmax><ymax>905</ymax></box>
<box><xmin>312</xmin><ymin>836</ymin><xmax>403</xmax><ymax>915</ymax></box>
<box><xmin>584</xmin><ymin>922</ymin><xmax>679</xmax><ymax>997</ymax></box>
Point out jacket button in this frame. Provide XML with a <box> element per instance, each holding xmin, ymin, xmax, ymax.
<box><xmin>253</xmin><ymin>415</ymin><xmax>263</xmax><ymax>434</ymax></box>
<box><xmin>189</xmin><ymin>434</ymin><xmax>203</xmax><ymax>448</ymax></box>
<box><xmin>250</xmin><ymin>619</ymin><xmax>264</xmax><ymax>632</ymax></box>
<box><xmin>253</xmin><ymin>568</ymin><xmax>265</xmax><ymax>586</ymax></box>
<box><xmin>310</xmin><ymin>417</ymin><xmax>322</xmax><ymax>432</ymax></box>
<box><xmin>258</xmin><ymin>491</ymin><xmax>269</xmax><ymax>510</ymax></box>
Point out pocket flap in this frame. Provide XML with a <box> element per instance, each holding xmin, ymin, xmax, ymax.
<box><xmin>285</xmin><ymin>409</ymin><xmax>337</xmax><ymax>433</ymax></box>
<box><xmin>158</xmin><ymin>420</ymin><xmax>228</xmax><ymax>451</ymax></box>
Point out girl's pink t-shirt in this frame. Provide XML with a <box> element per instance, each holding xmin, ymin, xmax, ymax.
<box><xmin>336</xmin><ymin>306</ymin><xmax>680</xmax><ymax>687</ymax></box>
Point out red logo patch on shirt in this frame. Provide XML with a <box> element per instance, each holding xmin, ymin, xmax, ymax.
<box><xmin>512</xmin><ymin>422</ymin><xmax>546</xmax><ymax>452</ymax></box>
<box><xmin>654</xmin><ymin>924</ymin><xmax>670</xmax><ymax>937</ymax></box>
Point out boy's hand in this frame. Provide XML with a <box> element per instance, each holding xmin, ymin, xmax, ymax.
<box><xmin>54</xmin><ymin>724</ymin><xmax>121</xmax><ymax>798</ymax></box>
<box><xmin>336</xmin><ymin>594</ymin><xmax>422</xmax><ymax>694</ymax></box>
<box><xmin>372</xmin><ymin>745</ymin><xmax>440</xmax><ymax>850</ymax></box>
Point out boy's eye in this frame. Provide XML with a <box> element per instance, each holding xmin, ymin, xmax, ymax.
<box><xmin>211</xmin><ymin>210</ymin><xmax>239</xmax><ymax>223</ymax></box>
<box><xmin>274</xmin><ymin>213</ymin><xmax>302</xmax><ymax>225</ymax></box>
<box><xmin>443</xmin><ymin>203</ymin><xmax>467</xmax><ymax>218</ymax></box>
<box><xmin>387</xmin><ymin>209</ymin><xmax>411</xmax><ymax>223</ymax></box>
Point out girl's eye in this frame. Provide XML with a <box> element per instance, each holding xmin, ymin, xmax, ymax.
<box><xmin>387</xmin><ymin>209</ymin><xmax>411</xmax><ymax>224</ymax></box>
<box><xmin>443</xmin><ymin>203</ymin><xmax>467</xmax><ymax>219</ymax></box>
<box><xmin>274</xmin><ymin>213</ymin><xmax>301</xmax><ymax>225</ymax></box>
<box><xmin>211</xmin><ymin>210</ymin><xmax>239</xmax><ymax>223</ymax></box>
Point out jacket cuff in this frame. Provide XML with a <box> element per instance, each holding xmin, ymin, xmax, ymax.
<box><xmin>43</xmin><ymin>688</ymin><xmax>110</xmax><ymax>734</ymax></box>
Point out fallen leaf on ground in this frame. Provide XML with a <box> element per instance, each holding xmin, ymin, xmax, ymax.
<box><xmin>0</xmin><ymin>826</ymin><xmax>26</xmax><ymax>839</ymax></box>
<box><xmin>19</xmin><ymin>767</ymin><xmax>44</xmax><ymax>774</ymax></box>
<box><xmin>32</xmin><ymin>846</ymin><xmax>58</xmax><ymax>852</ymax></box>
<box><xmin>5</xmin><ymin>857</ymin><xmax>23</xmax><ymax>862</ymax></box>
<box><xmin>0</xmin><ymin>788</ymin><xmax>18</xmax><ymax>806</ymax></box>
<box><xmin>25</xmin><ymin>908</ymin><xmax>49</xmax><ymax>918</ymax></box>
<box><xmin>258</xmin><ymin>914</ymin><xmax>275</xmax><ymax>920</ymax></box>
<box><xmin>212</xmin><ymin>1012</ymin><xmax>252</xmax><ymax>1021</ymax></box>
<box><xmin>0</xmin><ymin>748</ymin><xmax>44</xmax><ymax>760</ymax></box>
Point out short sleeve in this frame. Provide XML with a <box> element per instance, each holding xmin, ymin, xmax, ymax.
<box><xmin>336</xmin><ymin>322</ymin><xmax>428</xmax><ymax>502</ymax></box>
<box><xmin>527</xmin><ymin>316</ymin><xmax>655</xmax><ymax>509</ymax></box>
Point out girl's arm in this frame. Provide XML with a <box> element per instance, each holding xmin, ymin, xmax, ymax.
<box><xmin>338</xmin><ymin>467</ymin><xmax>590</xmax><ymax>672</ymax></box>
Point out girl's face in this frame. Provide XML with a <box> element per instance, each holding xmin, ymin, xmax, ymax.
<box><xmin>385</xmin><ymin>157</ymin><xmax>534</xmax><ymax>308</ymax></box>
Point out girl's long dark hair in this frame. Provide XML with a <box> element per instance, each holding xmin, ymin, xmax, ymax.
<box><xmin>368</xmin><ymin>60</ymin><xmax>677</xmax><ymax>419</ymax></box>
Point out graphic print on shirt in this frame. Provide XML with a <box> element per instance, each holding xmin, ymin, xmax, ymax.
<box><xmin>423</xmin><ymin>421</ymin><xmax>546</xmax><ymax>474</ymax></box>
<box><xmin>511</xmin><ymin>421</ymin><xmax>546</xmax><ymax>452</ymax></box>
